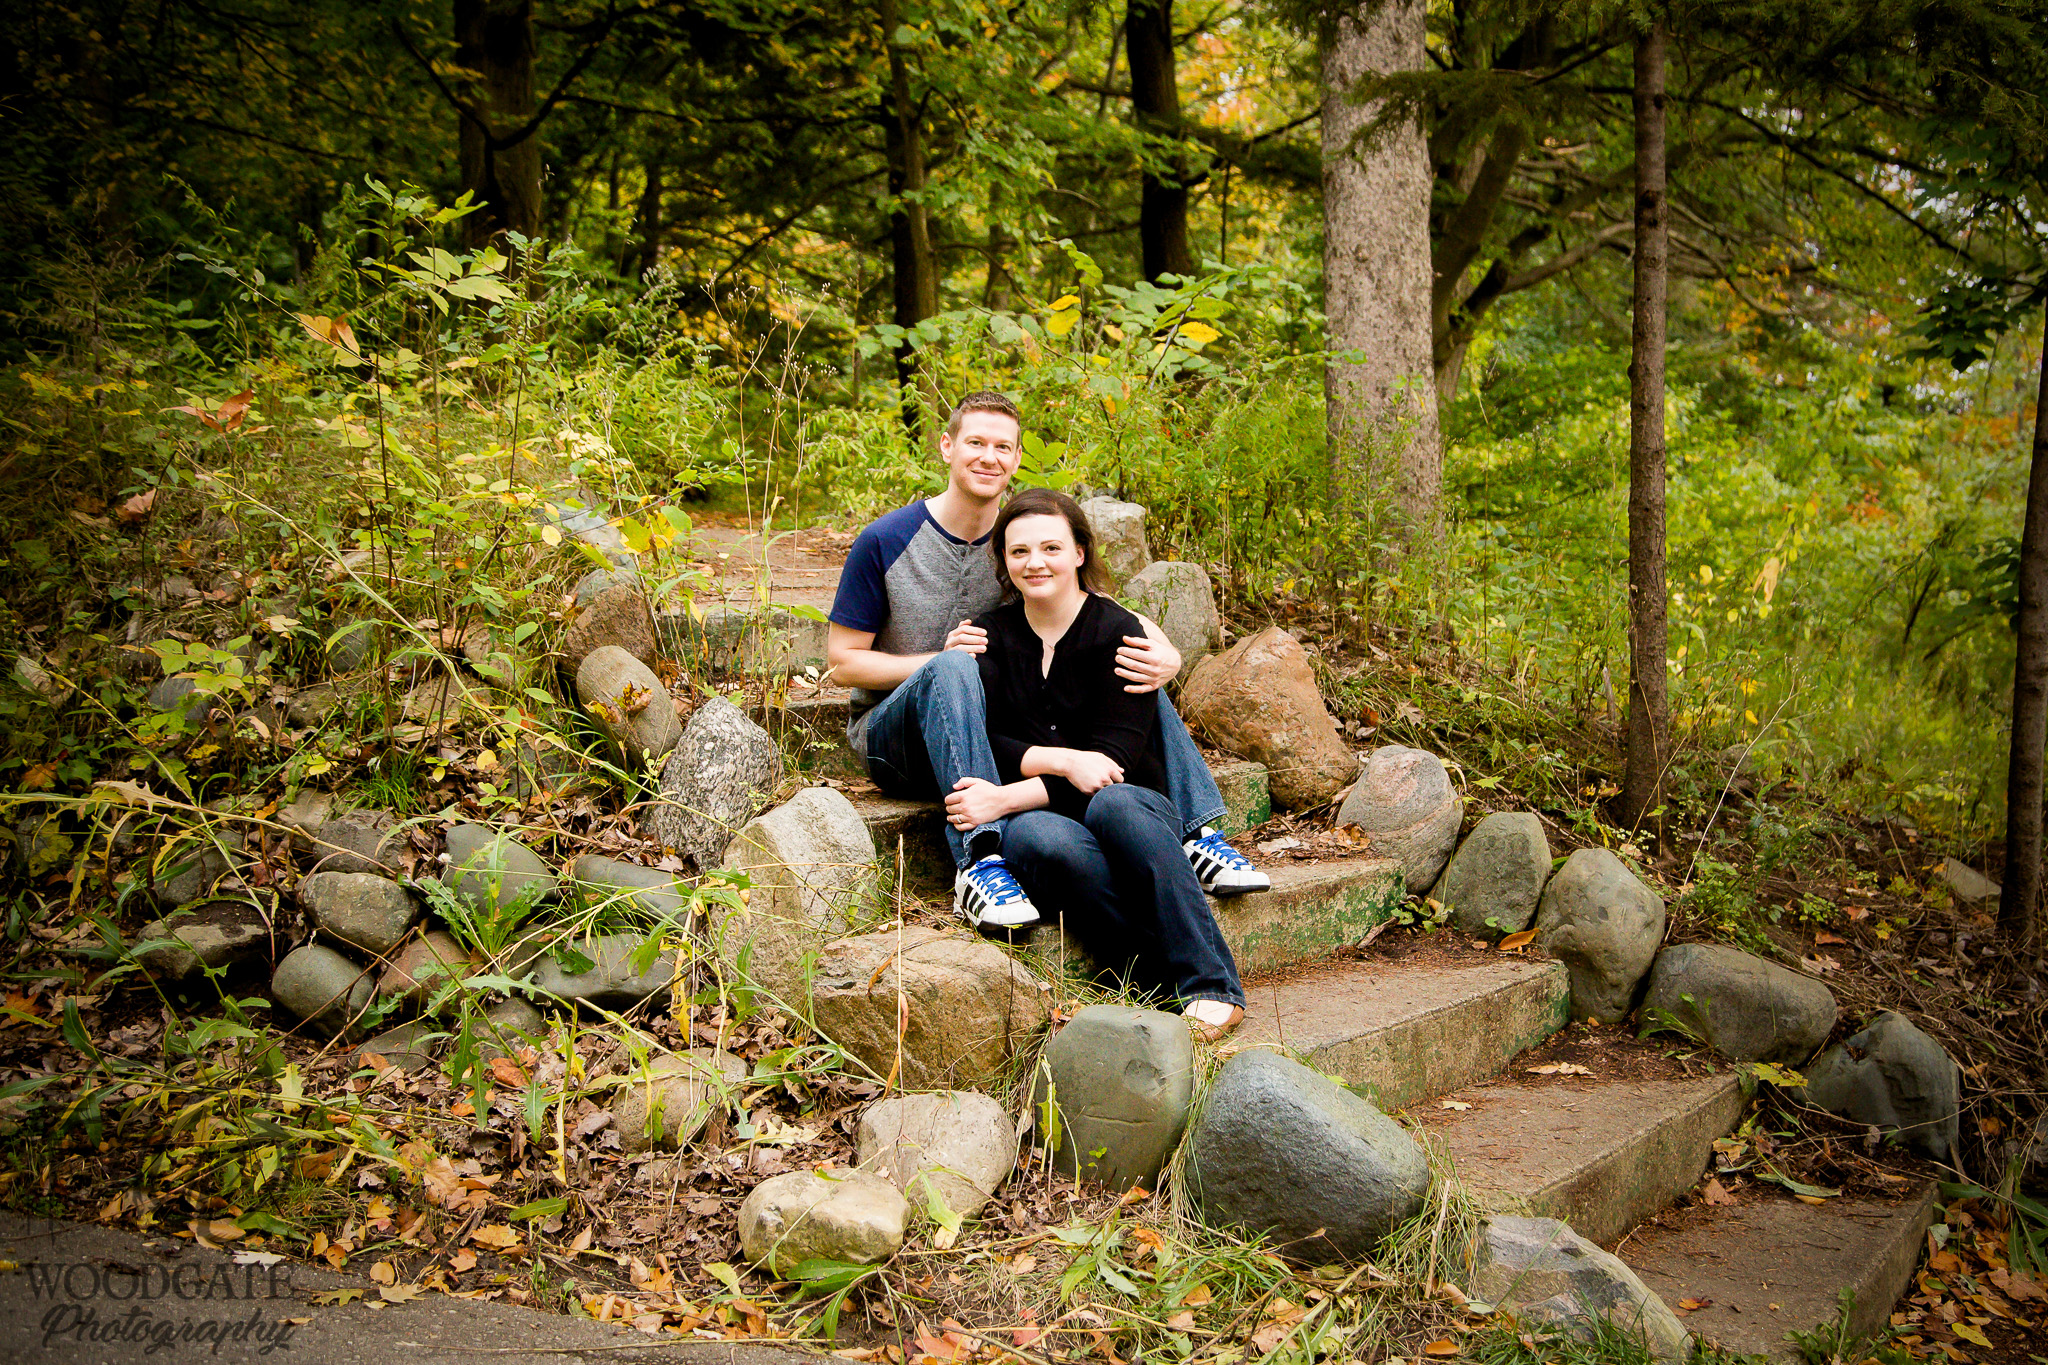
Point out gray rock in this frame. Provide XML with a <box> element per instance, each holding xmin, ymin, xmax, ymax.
<box><xmin>1471</xmin><ymin>1217</ymin><xmax>1687</xmax><ymax>1364</ymax></box>
<box><xmin>325</xmin><ymin>615</ymin><xmax>379</xmax><ymax>675</ymax></box>
<box><xmin>684</xmin><ymin>606</ymin><xmax>831</xmax><ymax>678</ymax></box>
<box><xmin>1640</xmin><ymin>943</ymin><xmax>1836</xmax><ymax>1062</ymax></box>
<box><xmin>504</xmin><ymin>733</ymin><xmax>583</xmax><ymax>802</ymax></box>
<box><xmin>1122</xmin><ymin>562</ymin><xmax>1223</xmax><ymax>669</ymax></box>
<box><xmin>460</xmin><ymin>629</ymin><xmax>530</xmax><ymax>691</ymax></box>
<box><xmin>310</xmin><ymin>812</ymin><xmax>409</xmax><ymax>877</ymax></box>
<box><xmin>646</xmin><ymin>698</ymin><xmax>784</xmax><ymax>866</ymax></box>
<box><xmin>715</xmin><ymin>787</ymin><xmax>879</xmax><ymax>1002</ymax></box>
<box><xmin>562</xmin><ymin>582</ymin><xmax>656</xmax><ymax>672</ymax></box>
<box><xmin>811</xmin><ymin>926</ymin><xmax>1050</xmax><ymax>1092</ymax></box>
<box><xmin>134</xmin><ymin>899</ymin><xmax>273</xmax><ymax>985</ymax></box>
<box><xmin>1535</xmin><ymin>848</ymin><xmax>1667</xmax><ymax>1024</ymax></box>
<box><xmin>1939</xmin><ymin>858</ymin><xmax>1999</xmax><ymax>909</ymax></box>
<box><xmin>738</xmin><ymin>1170</ymin><xmax>908</xmax><ymax>1275</ymax></box>
<box><xmin>148</xmin><ymin>675</ymin><xmax>204</xmax><ymax>715</ymax></box>
<box><xmin>1186</xmin><ymin>1049</ymin><xmax>1429</xmax><ymax>1261</ymax></box>
<box><xmin>1336</xmin><ymin>746</ymin><xmax>1462</xmax><ymax>895</ymax></box>
<box><xmin>355</xmin><ymin>1020</ymin><xmax>441</xmax><ymax>1072</ymax></box>
<box><xmin>1078</xmin><ymin>497</ymin><xmax>1152</xmax><ymax>587</ymax></box>
<box><xmin>443</xmin><ymin>824</ymin><xmax>556</xmax><ymax>917</ymax></box>
<box><xmin>477</xmin><ymin>996</ymin><xmax>545</xmax><ymax>1061</ymax></box>
<box><xmin>376</xmin><ymin>931</ymin><xmax>476</xmax><ymax>1008</ymax></box>
<box><xmin>1031</xmin><ymin>1004</ymin><xmax>1193</xmax><ymax>1193</ymax></box>
<box><xmin>149</xmin><ymin>840</ymin><xmax>235</xmax><ymax>907</ymax></box>
<box><xmin>300</xmin><ymin>872</ymin><xmax>417</xmax><ymax>957</ymax></box>
<box><xmin>856</xmin><ymin>1091</ymin><xmax>1018</xmax><ymax>1222</ymax></box>
<box><xmin>536</xmin><ymin>490</ymin><xmax>632</xmax><ymax>567</ymax></box>
<box><xmin>271</xmin><ymin>944</ymin><xmax>376</xmax><ymax>1037</ymax></box>
<box><xmin>611</xmin><ymin>1048</ymin><xmax>747</xmax><ymax>1153</ymax></box>
<box><xmin>573</xmin><ymin>567</ymin><xmax>639</xmax><ymax>608</ymax></box>
<box><xmin>283</xmin><ymin>683</ymin><xmax>345</xmax><ymax>730</ymax></box>
<box><xmin>1438</xmin><ymin>812</ymin><xmax>1552</xmax><ymax>936</ymax></box>
<box><xmin>576</xmin><ymin>645</ymin><xmax>681</xmax><ymax>760</ymax></box>
<box><xmin>568</xmin><ymin>855</ymin><xmax>689</xmax><ymax>923</ymax></box>
<box><xmin>276</xmin><ymin>791</ymin><xmax>338</xmax><ymax>853</ymax></box>
<box><xmin>530</xmin><ymin>932</ymin><xmax>677</xmax><ymax>1008</ymax></box>
<box><xmin>1804</xmin><ymin>1011</ymin><xmax>1961</xmax><ymax>1160</ymax></box>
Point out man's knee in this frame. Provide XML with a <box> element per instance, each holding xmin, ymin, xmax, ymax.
<box><xmin>1085</xmin><ymin>782</ymin><xmax>1166</xmax><ymax>833</ymax></box>
<box><xmin>1006</xmin><ymin>813</ymin><xmax>1088</xmax><ymax>869</ymax></box>
<box><xmin>911</xmin><ymin>648</ymin><xmax>983</xmax><ymax>697</ymax></box>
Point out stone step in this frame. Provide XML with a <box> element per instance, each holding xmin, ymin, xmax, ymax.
<box><xmin>1624</xmin><ymin>1180</ymin><xmax>1939</xmax><ymax>1360</ymax></box>
<box><xmin>1236</xmin><ymin>955</ymin><xmax>1572</xmax><ymax>1112</ymax></box>
<box><xmin>1418</xmin><ymin>1068</ymin><xmax>1747</xmax><ymax>1246</ymax></box>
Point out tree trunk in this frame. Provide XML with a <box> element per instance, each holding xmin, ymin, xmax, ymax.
<box><xmin>2001</xmin><ymin>301</ymin><xmax>2048</xmax><ymax>957</ymax></box>
<box><xmin>1129</xmin><ymin>0</ymin><xmax>1195</xmax><ymax>281</ymax></box>
<box><xmin>1321</xmin><ymin>0</ymin><xmax>1442</xmax><ymax>546</ymax></box>
<box><xmin>1617</xmin><ymin>22</ymin><xmax>1669</xmax><ymax>835</ymax></box>
<box><xmin>632</xmin><ymin>157</ymin><xmax>662</xmax><ymax>285</ymax></box>
<box><xmin>454</xmin><ymin>0</ymin><xmax>542</xmax><ymax>249</ymax></box>
<box><xmin>880</xmin><ymin>0</ymin><xmax>938</xmax><ymax>430</ymax></box>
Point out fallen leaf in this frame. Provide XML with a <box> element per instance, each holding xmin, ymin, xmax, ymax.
<box><xmin>469</xmin><ymin>1224</ymin><xmax>521</xmax><ymax>1250</ymax></box>
<box><xmin>311</xmin><ymin>1288</ymin><xmax>364</xmax><ymax>1306</ymax></box>
<box><xmin>1952</xmin><ymin>1325</ymin><xmax>1992</xmax><ymax>1349</ymax></box>
<box><xmin>1180</xmin><ymin>1283</ymin><xmax>1213</xmax><ymax>1307</ymax></box>
<box><xmin>1439</xmin><ymin>1100</ymin><xmax>1473</xmax><ymax>1111</ymax></box>
<box><xmin>448</xmin><ymin>1248</ymin><xmax>477</xmax><ymax>1273</ymax></box>
<box><xmin>1256</xmin><ymin>836</ymin><xmax>1303</xmax><ymax>855</ymax></box>
<box><xmin>207</xmin><ymin>1219</ymin><xmax>246</xmax><ymax>1242</ymax></box>
<box><xmin>1678</xmin><ymin>1298</ymin><xmax>1712</xmax><ymax>1312</ymax></box>
<box><xmin>379</xmin><ymin>1284</ymin><xmax>425</xmax><ymax>1305</ymax></box>
<box><xmin>489</xmin><ymin>1056</ymin><xmax>529</xmax><ymax>1088</ymax></box>
<box><xmin>1497</xmin><ymin>929</ymin><xmax>1538</xmax><ymax>952</ymax></box>
<box><xmin>1989</xmin><ymin>1268</ymin><xmax>2044</xmax><ymax>1301</ymax></box>
<box><xmin>1814</xmin><ymin>931</ymin><xmax>1849</xmax><ymax>945</ymax></box>
<box><xmin>1009</xmin><ymin>1254</ymin><xmax>1037</xmax><ymax>1276</ymax></box>
<box><xmin>1527</xmin><ymin>1062</ymin><xmax>1594</xmax><ymax>1077</ymax></box>
<box><xmin>117</xmin><ymin>490</ymin><xmax>157</xmax><ymax>523</ymax></box>
<box><xmin>370</xmin><ymin>1261</ymin><xmax>396</xmax><ymax>1285</ymax></box>
<box><xmin>1930</xmin><ymin>1251</ymin><xmax>1963</xmax><ymax>1274</ymax></box>
<box><xmin>1423</xmin><ymin>1340</ymin><xmax>1459</xmax><ymax>1356</ymax></box>
<box><xmin>1166</xmin><ymin>1311</ymin><xmax>1197</xmax><ymax>1330</ymax></box>
<box><xmin>1702</xmin><ymin>1178</ymin><xmax>1738</xmax><ymax>1206</ymax></box>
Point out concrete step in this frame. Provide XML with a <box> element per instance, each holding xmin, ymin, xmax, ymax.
<box><xmin>1237</xmin><ymin>955</ymin><xmax>1572</xmax><ymax>1112</ymax></box>
<box><xmin>1020</xmin><ymin>856</ymin><xmax>1406</xmax><ymax>981</ymax></box>
<box><xmin>1418</xmin><ymin>1068</ymin><xmax>1747</xmax><ymax>1246</ymax></box>
<box><xmin>1624</xmin><ymin>1180</ymin><xmax>1939</xmax><ymax>1360</ymax></box>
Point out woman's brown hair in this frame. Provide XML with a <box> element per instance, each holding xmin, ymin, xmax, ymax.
<box><xmin>990</xmin><ymin>487</ymin><xmax>1114</xmax><ymax>598</ymax></box>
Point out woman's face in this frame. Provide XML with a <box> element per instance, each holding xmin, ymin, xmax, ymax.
<box><xmin>1004</xmin><ymin>512</ymin><xmax>1086</xmax><ymax>601</ymax></box>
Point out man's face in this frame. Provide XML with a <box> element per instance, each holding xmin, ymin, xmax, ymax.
<box><xmin>939</xmin><ymin>412</ymin><xmax>1023</xmax><ymax>501</ymax></box>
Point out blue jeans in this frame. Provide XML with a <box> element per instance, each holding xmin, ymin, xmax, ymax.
<box><xmin>1004</xmin><ymin>784</ymin><xmax>1245</xmax><ymax>1008</ymax></box>
<box><xmin>855</xmin><ymin>651</ymin><xmax>1229</xmax><ymax>869</ymax></box>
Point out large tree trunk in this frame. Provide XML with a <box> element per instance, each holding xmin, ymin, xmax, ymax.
<box><xmin>454</xmin><ymin>0</ymin><xmax>542</xmax><ymax>249</ymax></box>
<box><xmin>1617</xmin><ymin>22</ymin><xmax>1670</xmax><ymax>835</ymax></box>
<box><xmin>880</xmin><ymin>0</ymin><xmax>938</xmax><ymax>429</ymax></box>
<box><xmin>1321</xmin><ymin>0</ymin><xmax>1442</xmax><ymax>546</ymax></box>
<box><xmin>2001</xmin><ymin>302</ymin><xmax>2048</xmax><ymax>958</ymax></box>
<box><xmin>1129</xmin><ymin>0</ymin><xmax>1195</xmax><ymax>281</ymax></box>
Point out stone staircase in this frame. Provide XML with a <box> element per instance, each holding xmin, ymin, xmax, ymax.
<box><xmin>752</xmin><ymin>685</ymin><xmax>1935</xmax><ymax>1360</ymax></box>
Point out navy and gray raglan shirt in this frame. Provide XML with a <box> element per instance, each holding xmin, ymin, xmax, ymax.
<box><xmin>830</xmin><ymin>500</ymin><xmax>1004</xmax><ymax>748</ymax></box>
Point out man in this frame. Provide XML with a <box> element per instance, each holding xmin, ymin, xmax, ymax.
<box><xmin>826</xmin><ymin>390</ymin><xmax>1268</xmax><ymax>933</ymax></box>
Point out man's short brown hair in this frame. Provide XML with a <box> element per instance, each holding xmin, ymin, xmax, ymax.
<box><xmin>945</xmin><ymin>390</ymin><xmax>1021</xmax><ymax>439</ymax></box>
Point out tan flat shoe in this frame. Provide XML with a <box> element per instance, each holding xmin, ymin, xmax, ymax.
<box><xmin>1184</xmin><ymin>1000</ymin><xmax>1245</xmax><ymax>1044</ymax></box>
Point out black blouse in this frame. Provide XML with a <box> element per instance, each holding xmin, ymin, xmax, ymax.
<box><xmin>973</xmin><ymin>592</ymin><xmax>1165</xmax><ymax>821</ymax></box>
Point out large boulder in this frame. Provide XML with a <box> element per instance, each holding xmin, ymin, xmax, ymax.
<box><xmin>568</xmin><ymin>855</ymin><xmax>689</xmax><ymax>923</ymax></box>
<box><xmin>1534</xmin><ymin>849</ymin><xmax>1666</xmax><ymax>1023</ymax></box>
<box><xmin>1032</xmin><ymin>1004</ymin><xmax>1193</xmax><ymax>1193</ymax></box>
<box><xmin>376</xmin><ymin>931</ymin><xmax>477</xmax><ymax>1009</ymax></box>
<box><xmin>1336</xmin><ymin>747</ymin><xmax>1462</xmax><ymax>894</ymax></box>
<box><xmin>1938</xmin><ymin>858</ymin><xmax>1999</xmax><ymax>911</ymax></box>
<box><xmin>1122</xmin><ymin>562</ymin><xmax>1223</xmax><ymax>669</ymax></box>
<box><xmin>1438</xmin><ymin>812</ymin><xmax>1552</xmax><ymax>936</ymax></box>
<box><xmin>576</xmin><ymin>645</ymin><xmax>681</xmax><ymax>761</ymax></box>
<box><xmin>611</xmin><ymin>1048</ymin><xmax>747</xmax><ymax>1153</ymax></box>
<box><xmin>811</xmin><ymin>926</ymin><xmax>1050</xmax><ymax>1092</ymax></box>
<box><xmin>856</xmin><ymin>1091</ymin><xmax>1018</xmax><ymax>1223</ymax></box>
<box><xmin>300</xmin><ymin>872</ymin><xmax>416</xmax><ymax>957</ymax></box>
<box><xmin>271</xmin><ymin>944</ymin><xmax>376</xmax><ymax>1037</ymax></box>
<box><xmin>1186</xmin><ymin>1049</ymin><xmax>1429</xmax><ymax>1261</ymax></box>
<box><xmin>738</xmin><ymin>1170</ymin><xmax>908</xmax><ymax>1276</ymax></box>
<box><xmin>1640</xmin><ymin>943</ymin><xmax>1836</xmax><ymax>1062</ymax></box>
<box><xmin>310</xmin><ymin>811</ymin><xmax>409</xmax><ymax>877</ymax></box>
<box><xmin>561</xmin><ymin>581</ymin><xmax>656</xmax><ymax>672</ymax></box>
<box><xmin>1181</xmin><ymin>627</ymin><xmax>1359</xmax><ymax>810</ymax></box>
<box><xmin>443</xmin><ymin>824</ymin><xmax>556</xmax><ymax>918</ymax></box>
<box><xmin>646</xmin><ymin>698</ymin><xmax>784</xmax><ymax>866</ymax></box>
<box><xmin>1804</xmin><ymin>1011</ymin><xmax>1961</xmax><ymax>1161</ymax></box>
<box><xmin>1078</xmin><ymin>496</ymin><xmax>1152</xmax><ymax>588</ymax></box>
<box><xmin>715</xmin><ymin>787</ymin><xmax>879</xmax><ymax>1003</ymax></box>
<box><xmin>134</xmin><ymin>899</ymin><xmax>273</xmax><ymax>985</ymax></box>
<box><xmin>572</xmin><ymin>567</ymin><xmax>638</xmax><ymax>609</ymax></box>
<box><xmin>1470</xmin><ymin>1217</ymin><xmax>1687</xmax><ymax>1364</ymax></box>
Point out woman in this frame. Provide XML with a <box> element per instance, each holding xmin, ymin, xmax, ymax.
<box><xmin>940</xmin><ymin>487</ymin><xmax>1248</xmax><ymax>1042</ymax></box>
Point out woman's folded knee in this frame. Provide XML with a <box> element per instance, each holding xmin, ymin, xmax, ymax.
<box><xmin>1084</xmin><ymin>781</ymin><xmax>1172</xmax><ymax>834</ymax></box>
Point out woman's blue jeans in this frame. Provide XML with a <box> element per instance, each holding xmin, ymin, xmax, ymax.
<box><xmin>1002</xmin><ymin>784</ymin><xmax>1245</xmax><ymax>1008</ymax></box>
<box><xmin>855</xmin><ymin>650</ymin><xmax>1228</xmax><ymax>869</ymax></box>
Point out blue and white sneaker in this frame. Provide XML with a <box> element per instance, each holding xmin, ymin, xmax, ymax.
<box><xmin>1184</xmin><ymin>828</ymin><xmax>1271</xmax><ymax>896</ymax></box>
<box><xmin>953</xmin><ymin>855</ymin><xmax>1041</xmax><ymax>933</ymax></box>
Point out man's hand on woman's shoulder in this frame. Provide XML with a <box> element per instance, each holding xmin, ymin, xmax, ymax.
<box><xmin>1115</xmin><ymin>621</ymin><xmax>1181</xmax><ymax>693</ymax></box>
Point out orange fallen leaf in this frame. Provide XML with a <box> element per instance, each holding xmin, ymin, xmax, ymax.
<box><xmin>1702</xmin><ymin>1178</ymin><xmax>1737</xmax><ymax>1206</ymax></box>
<box><xmin>468</xmin><ymin>1224</ymin><xmax>521</xmax><ymax>1250</ymax></box>
<box><xmin>1423</xmin><ymin>1340</ymin><xmax>1460</xmax><ymax>1356</ymax></box>
<box><xmin>448</xmin><ymin>1248</ymin><xmax>477</xmax><ymax>1273</ymax></box>
<box><xmin>207</xmin><ymin>1218</ymin><xmax>246</xmax><ymax>1241</ymax></box>
<box><xmin>1497</xmin><ymin>929</ymin><xmax>1538</xmax><ymax>952</ymax></box>
<box><xmin>1930</xmin><ymin>1251</ymin><xmax>1963</xmax><ymax>1274</ymax></box>
<box><xmin>117</xmin><ymin>489</ymin><xmax>157</xmax><ymax>523</ymax></box>
<box><xmin>489</xmin><ymin>1056</ymin><xmax>530</xmax><ymax>1088</ymax></box>
<box><xmin>1678</xmin><ymin>1297</ymin><xmax>1712</xmax><ymax>1312</ymax></box>
<box><xmin>370</xmin><ymin>1260</ymin><xmax>396</xmax><ymax>1285</ymax></box>
<box><xmin>1813</xmin><ymin>931</ymin><xmax>1849</xmax><ymax>945</ymax></box>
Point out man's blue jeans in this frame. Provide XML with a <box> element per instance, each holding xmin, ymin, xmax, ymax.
<box><xmin>1003</xmin><ymin>785</ymin><xmax>1245</xmax><ymax>1008</ymax></box>
<box><xmin>854</xmin><ymin>650</ymin><xmax>1228</xmax><ymax>869</ymax></box>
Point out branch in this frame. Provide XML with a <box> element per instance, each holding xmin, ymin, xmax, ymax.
<box><xmin>389</xmin><ymin>19</ymin><xmax>499</xmax><ymax>141</ymax></box>
<box><xmin>1497</xmin><ymin>220</ymin><xmax>1634</xmax><ymax>294</ymax></box>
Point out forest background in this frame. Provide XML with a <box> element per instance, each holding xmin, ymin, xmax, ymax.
<box><xmin>2</xmin><ymin>0</ymin><xmax>2047</xmax><ymax>941</ymax></box>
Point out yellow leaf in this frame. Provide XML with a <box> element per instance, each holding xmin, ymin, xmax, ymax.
<box><xmin>207</xmin><ymin>1219</ymin><xmax>245</xmax><ymax>1241</ymax></box>
<box><xmin>540</xmin><ymin>524</ymin><xmax>562</xmax><ymax>547</ymax></box>
<box><xmin>1045</xmin><ymin>308</ymin><xmax>1079</xmax><ymax>338</ymax></box>
<box><xmin>1049</xmin><ymin>294</ymin><xmax>1079</xmax><ymax>311</ymax></box>
<box><xmin>1180</xmin><ymin>1283</ymin><xmax>1213</xmax><ymax>1307</ymax></box>
<box><xmin>1952</xmin><ymin>1325</ymin><xmax>1992</xmax><ymax>1349</ymax></box>
<box><xmin>469</xmin><ymin>1224</ymin><xmax>521</xmax><ymax>1249</ymax></box>
<box><xmin>1744</xmin><ymin>709</ymin><xmax>1759</xmax><ymax>725</ymax></box>
<box><xmin>371</xmin><ymin>1260</ymin><xmax>396</xmax><ymax>1285</ymax></box>
<box><xmin>1177</xmin><ymin>320</ymin><xmax>1220</xmax><ymax>346</ymax></box>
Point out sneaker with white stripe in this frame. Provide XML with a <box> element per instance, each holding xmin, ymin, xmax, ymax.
<box><xmin>1184</xmin><ymin>828</ymin><xmax>1271</xmax><ymax>895</ymax></box>
<box><xmin>953</xmin><ymin>854</ymin><xmax>1041</xmax><ymax>932</ymax></box>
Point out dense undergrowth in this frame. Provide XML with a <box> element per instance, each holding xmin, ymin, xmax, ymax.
<box><xmin>0</xmin><ymin>189</ymin><xmax>2043</xmax><ymax>1363</ymax></box>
